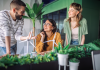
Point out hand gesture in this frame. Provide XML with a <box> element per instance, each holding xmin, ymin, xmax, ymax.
<box><xmin>40</xmin><ymin>31</ymin><xmax>45</xmax><ymax>42</ymax></box>
<box><xmin>40</xmin><ymin>31</ymin><xmax>45</xmax><ymax>39</ymax></box>
<box><xmin>27</xmin><ymin>32</ymin><xmax>37</xmax><ymax>40</ymax></box>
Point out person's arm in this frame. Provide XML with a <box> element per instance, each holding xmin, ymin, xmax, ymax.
<box><xmin>0</xmin><ymin>12</ymin><xmax>12</xmax><ymax>54</ymax></box>
<box><xmin>20</xmin><ymin>32</ymin><xmax>37</xmax><ymax>41</ymax></box>
<box><xmin>81</xmin><ymin>35</ymin><xmax>85</xmax><ymax>45</ymax></box>
<box><xmin>5</xmin><ymin>36</ymin><xmax>11</xmax><ymax>54</ymax></box>
<box><xmin>65</xmin><ymin>34</ymin><xmax>68</xmax><ymax>45</ymax></box>
<box><xmin>0</xmin><ymin>20</ymin><xmax>11</xmax><ymax>54</ymax></box>
<box><xmin>36</xmin><ymin>32</ymin><xmax>45</xmax><ymax>53</ymax></box>
<box><xmin>15</xmin><ymin>19</ymin><xmax>36</xmax><ymax>41</ymax></box>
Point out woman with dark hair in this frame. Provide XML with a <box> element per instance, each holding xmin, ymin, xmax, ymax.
<box><xmin>36</xmin><ymin>19</ymin><xmax>62</xmax><ymax>53</ymax></box>
<box><xmin>64</xmin><ymin>3</ymin><xmax>88</xmax><ymax>46</ymax></box>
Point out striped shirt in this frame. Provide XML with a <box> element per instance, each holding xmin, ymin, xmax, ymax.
<box><xmin>0</xmin><ymin>10</ymin><xmax>24</xmax><ymax>47</ymax></box>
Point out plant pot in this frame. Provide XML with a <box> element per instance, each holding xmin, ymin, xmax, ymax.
<box><xmin>69</xmin><ymin>61</ymin><xmax>79</xmax><ymax>70</ymax></box>
<box><xmin>57</xmin><ymin>53</ymin><xmax>69</xmax><ymax>66</ymax></box>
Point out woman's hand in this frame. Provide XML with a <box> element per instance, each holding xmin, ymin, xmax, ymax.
<box><xmin>40</xmin><ymin>31</ymin><xmax>45</xmax><ymax>42</ymax></box>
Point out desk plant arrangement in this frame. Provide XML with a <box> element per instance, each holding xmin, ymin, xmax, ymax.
<box><xmin>0</xmin><ymin>51</ymin><xmax>57</xmax><ymax>69</ymax></box>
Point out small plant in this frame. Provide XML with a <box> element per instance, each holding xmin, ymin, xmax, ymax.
<box><xmin>54</xmin><ymin>42</ymin><xmax>69</xmax><ymax>54</ymax></box>
<box><xmin>69</xmin><ymin>58</ymin><xmax>79</xmax><ymax>63</ymax></box>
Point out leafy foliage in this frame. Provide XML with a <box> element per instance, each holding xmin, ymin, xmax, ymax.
<box><xmin>22</xmin><ymin>2</ymin><xmax>45</xmax><ymax>27</ymax></box>
<box><xmin>69</xmin><ymin>58</ymin><xmax>79</xmax><ymax>63</ymax></box>
<box><xmin>54</xmin><ymin>42</ymin><xmax>69</xmax><ymax>54</ymax></box>
<box><xmin>68</xmin><ymin>39</ymin><xmax>100</xmax><ymax>59</ymax></box>
<box><xmin>0</xmin><ymin>51</ymin><xmax>57</xmax><ymax>68</ymax></box>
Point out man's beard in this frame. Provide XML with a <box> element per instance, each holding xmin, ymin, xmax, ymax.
<box><xmin>15</xmin><ymin>12</ymin><xmax>23</xmax><ymax>20</ymax></box>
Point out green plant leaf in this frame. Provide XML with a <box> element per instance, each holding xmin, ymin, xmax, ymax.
<box><xmin>69</xmin><ymin>58</ymin><xmax>79</xmax><ymax>62</ymax></box>
<box><xmin>63</xmin><ymin>44</ymin><xmax>69</xmax><ymax>50</ymax></box>
<box><xmin>36</xmin><ymin>11</ymin><xmax>45</xmax><ymax>18</ymax></box>
<box><xmin>25</xmin><ymin>3</ymin><xmax>35</xmax><ymax>18</ymax></box>
<box><xmin>22</xmin><ymin>16</ymin><xmax>29</xmax><ymax>19</ymax></box>
<box><xmin>32</xmin><ymin>3</ymin><xmax>37</xmax><ymax>14</ymax></box>
<box><xmin>36</xmin><ymin>2</ymin><xmax>44</xmax><ymax>14</ymax></box>
<box><xmin>26</xmin><ymin>3</ymin><xmax>31</xmax><ymax>10</ymax></box>
<box><xmin>29</xmin><ymin>9</ymin><xmax>35</xmax><ymax>18</ymax></box>
<box><xmin>25</xmin><ymin>7</ymin><xmax>31</xmax><ymax>18</ymax></box>
<box><xmin>58</xmin><ymin>42</ymin><xmax>61</xmax><ymax>51</ymax></box>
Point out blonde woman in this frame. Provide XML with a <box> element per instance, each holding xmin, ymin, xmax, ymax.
<box><xmin>64</xmin><ymin>3</ymin><xmax>88</xmax><ymax>45</ymax></box>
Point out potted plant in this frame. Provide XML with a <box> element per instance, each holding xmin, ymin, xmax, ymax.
<box><xmin>54</xmin><ymin>42</ymin><xmax>69</xmax><ymax>70</ymax></box>
<box><xmin>69</xmin><ymin>58</ymin><xmax>80</xmax><ymax>70</ymax></box>
<box><xmin>23</xmin><ymin>2</ymin><xmax>45</xmax><ymax>51</ymax></box>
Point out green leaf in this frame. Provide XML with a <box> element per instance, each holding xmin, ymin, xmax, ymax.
<box><xmin>22</xmin><ymin>16</ymin><xmax>29</xmax><ymax>19</ymax></box>
<box><xmin>36</xmin><ymin>2</ymin><xmax>44</xmax><ymax>14</ymax></box>
<box><xmin>63</xmin><ymin>44</ymin><xmax>69</xmax><ymax>50</ymax></box>
<box><xmin>36</xmin><ymin>11</ymin><xmax>45</xmax><ymax>18</ymax></box>
<box><xmin>29</xmin><ymin>9</ymin><xmax>35</xmax><ymax>18</ymax></box>
<box><xmin>54</xmin><ymin>47</ymin><xmax>58</xmax><ymax>53</ymax></box>
<box><xmin>26</xmin><ymin>3</ymin><xmax>31</xmax><ymax>10</ymax></box>
<box><xmin>25</xmin><ymin>3</ymin><xmax>35</xmax><ymax>18</ymax></box>
<box><xmin>58</xmin><ymin>42</ymin><xmax>61</xmax><ymax>51</ymax></box>
<box><xmin>25</xmin><ymin>7</ymin><xmax>31</xmax><ymax>18</ymax></box>
<box><xmin>59</xmin><ymin>50</ymin><xmax>63</xmax><ymax>54</ymax></box>
<box><xmin>32</xmin><ymin>3</ymin><xmax>37</xmax><ymax>14</ymax></box>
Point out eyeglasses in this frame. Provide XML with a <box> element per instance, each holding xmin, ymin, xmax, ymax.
<box><xmin>43</xmin><ymin>23</ymin><xmax>52</xmax><ymax>26</ymax></box>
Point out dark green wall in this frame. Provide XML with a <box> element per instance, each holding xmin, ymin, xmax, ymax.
<box><xmin>82</xmin><ymin>0</ymin><xmax>100</xmax><ymax>43</ymax></box>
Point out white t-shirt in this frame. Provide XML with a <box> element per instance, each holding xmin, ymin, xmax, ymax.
<box><xmin>71</xmin><ymin>27</ymin><xmax>79</xmax><ymax>39</ymax></box>
<box><xmin>0</xmin><ymin>10</ymin><xmax>24</xmax><ymax>47</ymax></box>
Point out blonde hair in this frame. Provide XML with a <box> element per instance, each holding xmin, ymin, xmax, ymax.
<box><xmin>67</xmin><ymin>3</ymin><xmax>83</xmax><ymax>28</ymax></box>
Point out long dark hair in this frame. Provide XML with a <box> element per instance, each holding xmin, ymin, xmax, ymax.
<box><xmin>41</xmin><ymin>19</ymin><xmax>57</xmax><ymax>50</ymax></box>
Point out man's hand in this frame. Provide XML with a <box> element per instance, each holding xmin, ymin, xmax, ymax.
<box><xmin>26</xmin><ymin>32</ymin><xmax>37</xmax><ymax>40</ymax></box>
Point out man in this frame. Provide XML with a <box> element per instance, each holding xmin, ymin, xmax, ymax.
<box><xmin>0</xmin><ymin>0</ymin><xmax>36</xmax><ymax>56</ymax></box>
